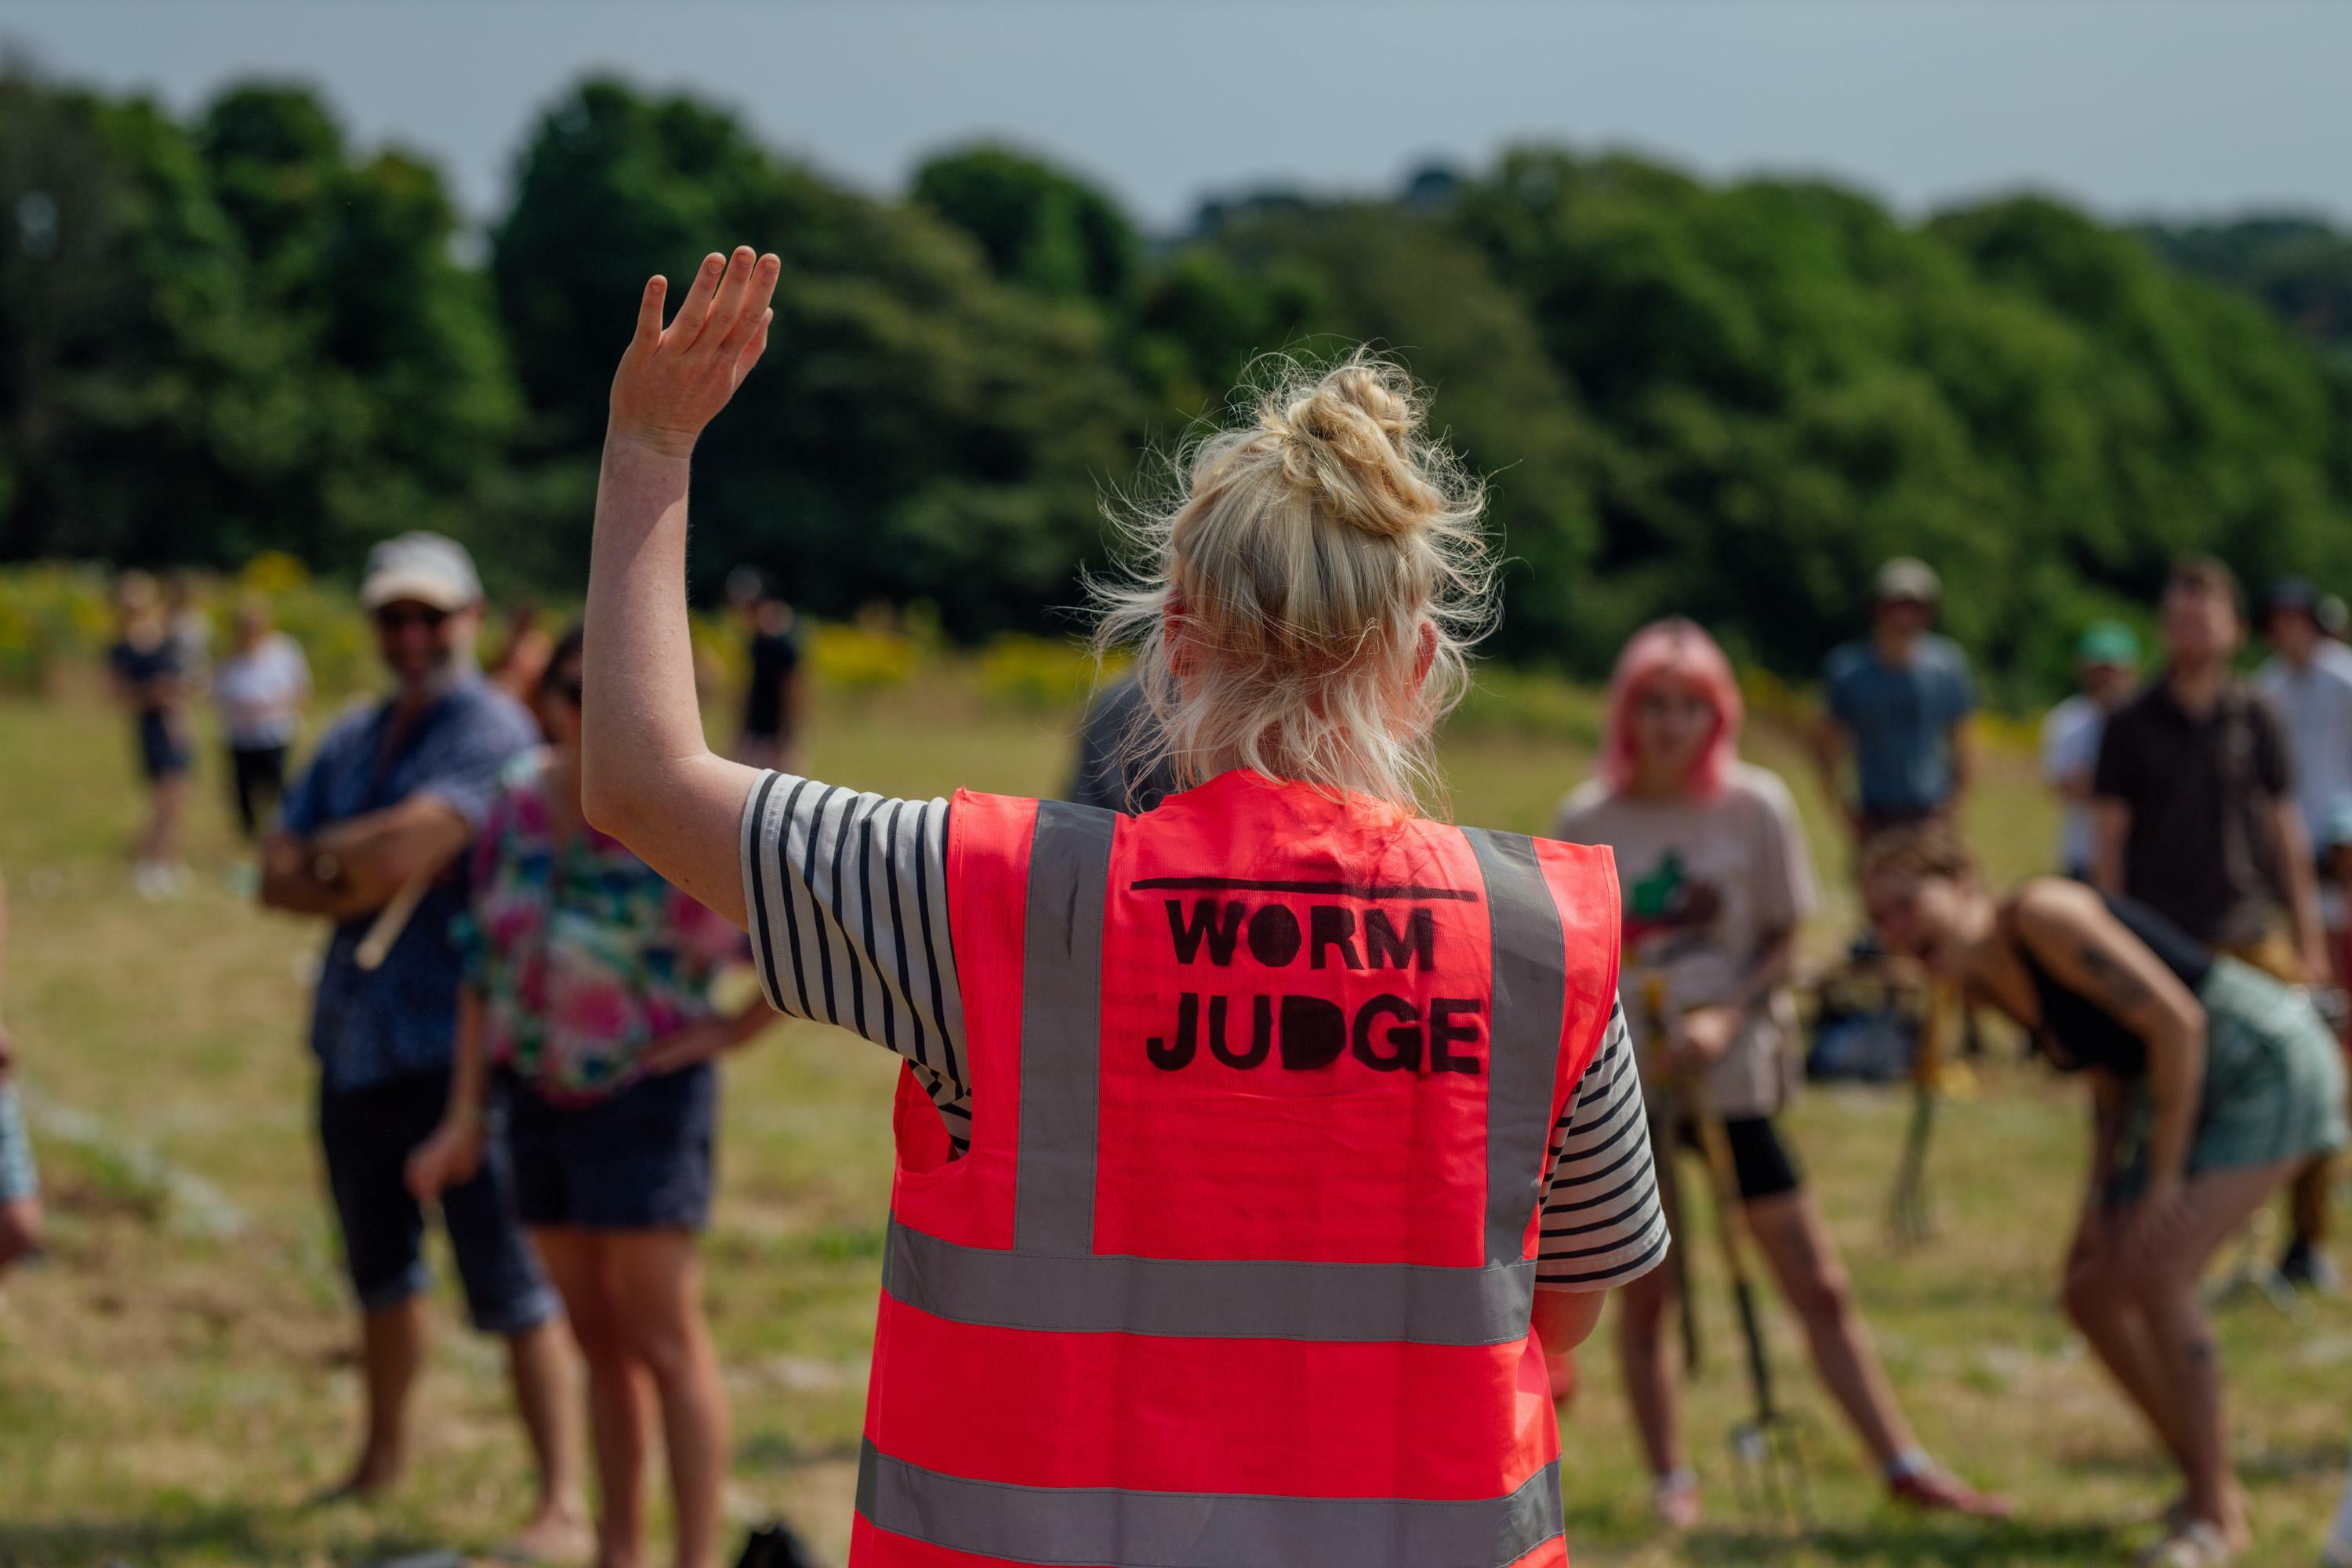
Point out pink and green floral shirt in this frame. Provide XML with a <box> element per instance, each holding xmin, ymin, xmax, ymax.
<box><xmin>459</xmin><ymin>750</ymin><xmax>749</xmax><ymax>1102</ymax></box>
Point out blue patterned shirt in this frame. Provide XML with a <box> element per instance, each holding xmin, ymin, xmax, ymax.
<box><xmin>281</xmin><ymin>675</ymin><xmax>540</xmax><ymax>1092</ymax></box>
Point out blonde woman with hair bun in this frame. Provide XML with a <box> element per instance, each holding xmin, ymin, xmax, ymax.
<box><xmin>583</xmin><ymin>247</ymin><xmax>1668</xmax><ymax>1568</ymax></box>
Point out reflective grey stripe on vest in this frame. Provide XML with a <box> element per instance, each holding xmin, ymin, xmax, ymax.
<box><xmin>857</xmin><ymin>1439</ymin><xmax>1563</xmax><ymax>1568</ymax></box>
<box><xmin>1462</xmin><ymin>829</ymin><xmax>1569</xmax><ymax>1265</ymax></box>
<box><xmin>886</xmin><ymin>1218</ymin><xmax>1537</xmax><ymax>1345</ymax></box>
<box><xmin>1014</xmin><ymin>799</ymin><xmax>1117</xmax><ymax>1252</ymax></box>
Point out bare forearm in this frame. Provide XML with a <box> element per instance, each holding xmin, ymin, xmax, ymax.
<box><xmin>585</xmin><ymin>435</ymin><xmax>708</xmax><ymax>816</ymax></box>
<box><xmin>1732</xmin><ymin>928</ymin><xmax>1796</xmax><ymax>1012</ymax></box>
<box><xmin>445</xmin><ymin>988</ymin><xmax>492</xmax><ymax>1121</ymax></box>
<box><xmin>2085</xmin><ymin>1073</ymin><xmax>2125</xmax><ymax>1194</ymax></box>
<box><xmin>261</xmin><ymin>808</ymin><xmax>465</xmax><ymax>919</ymax></box>
<box><xmin>2274</xmin><ymin>804</ymin><xmax>2328</xmax><ymax>973</ymax></box>
<box><xmin>582</xmin><ymin>433</ymin><xmax>757</xmax><ymax>924</ymax></box>
<box><xmin>2091</xmin><ymin>805</ymin><xmax>2128</xmax><ymax>896</ymax></box>
<box><xmin>258</xmin><ymin>835</ymin><xmax>384</xmax><ymax>921</ymax></box>
<box><xmin>718</xmin><ymin>997</ymin><xmax>775</xmax><ymax>1048</ymax></box>
<box><xmin>2140</xmin><ymin>1018</ymin><xmax>2205</xmax><ymax>1186</ymax></box>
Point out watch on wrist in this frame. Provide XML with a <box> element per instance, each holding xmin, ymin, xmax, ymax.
<box><xmin>308</xmin><ymin>848</ymin><xmax>345</xmax><ymax>888</ymax></box>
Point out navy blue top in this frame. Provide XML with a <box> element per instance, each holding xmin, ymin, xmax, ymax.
<box><xmin>281</xmin><ymin>676</ymin><xmax>540</xmax><ymax>1091</ymax></box>
<box><xmin>107</xmin><ymin>637</ymin><xmax>181</xmax><ymax>716</ymax></box>
<box><xmin>2011</xmin><ymin>887</ymin><xmax>2212</xmax><ymax>1079</ymax></box>
<box><xmin>1823</xmin><ymin>633</ymin><xmax>1976</xmax><ymax>816</ymax></box>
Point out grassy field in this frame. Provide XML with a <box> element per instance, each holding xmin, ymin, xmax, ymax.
<box><xmin>1</xmin><ymin>673</ymin><xmax>2347</xmax><ymax>1567</ymax></box>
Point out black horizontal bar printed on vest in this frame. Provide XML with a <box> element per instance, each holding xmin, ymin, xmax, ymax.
<box><xmin>857</xmin><ymin>1439</ymin><xmax>1566</xmax><ymax>1568</ymax></box>
<box><xmin>1463</xmin><ymin>829</ymin><xmax>1570</xmax><ymax>1265</ymax></box>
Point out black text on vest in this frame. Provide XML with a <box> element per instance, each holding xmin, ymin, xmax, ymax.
<box><xmin>1146</xmin><ymin>896</ymin><xmax>1482</xmax><ymax>1075</ymax></box>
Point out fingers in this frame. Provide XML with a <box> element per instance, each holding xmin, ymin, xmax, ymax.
<box><xmin>699</xmin><ymin>245</ymin><xmax>759</xmax><ymax>350</ymax></box>
<box><xmin>664</xmin><ymin>251</ymin><xmax>728</xmax><ymax>350</ymax></box>
<box><xmin>717</xmin><ymin>253</ymin><xmax>782</xmax><ymax>354</ymax></box>
<box><xmin>633</xmin><ymin>274</ymin><xmax>667</xmax><ymax>347</ymax></box>
<box><xmin>734</xmin><ymin>308</ymin><xmax>774</xmax><ymax>379</ymax></box>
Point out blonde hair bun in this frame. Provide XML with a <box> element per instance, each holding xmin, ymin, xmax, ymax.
<box><xmin>1091</xmin><ymin>347</ymin><xmax>1498</xmax><ymax>813</ymax></box>
<box><xmin>1262</xmin><ymin>361</ymin><xmax>1440</xmax><ymax>540</ymax></box>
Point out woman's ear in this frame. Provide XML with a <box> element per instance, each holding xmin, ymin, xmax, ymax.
<box><xmin>1412</xmin><ymin>619</ymin><xmax>1439</xmax><ymax>691</ymax></box>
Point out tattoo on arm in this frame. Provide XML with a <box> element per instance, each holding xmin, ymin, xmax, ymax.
<box><xmin>2078</xmin><ymin>940</ymin><xmax>2152</xmax><ymax>1014</ymax></box>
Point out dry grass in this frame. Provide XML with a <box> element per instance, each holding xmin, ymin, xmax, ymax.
<box><xmin>0</xmin><ymin>678</ymin><xmax>2345</xmax><ymax>1566</ymax></box>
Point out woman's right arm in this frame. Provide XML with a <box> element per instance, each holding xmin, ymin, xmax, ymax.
<box><xmin>2013</xmin><ymin>885</ymin><xmax>2205</xmax><ymax>1190</ymax></box>
<box><xmin>581</xmin><ymin>246</ymin><xmax>780</xmax><ymax>928</ymax></box>
<box><xmin>406</xmin><ymin>987</ymin><xmax>492</xmax><ymax>1200</ymax></box>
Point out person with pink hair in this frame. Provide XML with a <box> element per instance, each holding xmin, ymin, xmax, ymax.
<box><xmin>1556</xmin><ymin>617</ymin><xmax>2006</xmax><ymax>1530</ymax></box>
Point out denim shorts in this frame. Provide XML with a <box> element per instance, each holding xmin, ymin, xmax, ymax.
<box><xmin>0</xmin><ymin>1083</ymin><xmax>38</xmax><ymax>1204</ymax></box>
<box><xmin>136</xmin><ymin>710</ymin><xmax>191</xmax><ymax>781</ymax></box>
<box><xmin>318</xmin><ymin>1070</ymin><xmax>557</xmax><ymax>1333</ymax></box>
<box><xmin>505</xmin><ymin>1062</ymin><xmax>717</xmax><ymax>1232</ymax></box>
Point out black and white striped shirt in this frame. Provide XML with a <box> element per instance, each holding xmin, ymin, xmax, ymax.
<box><xmin>739</xmin><ymin>775</ymin><xmax>1668</xmax><ymax>1291</ymax></box>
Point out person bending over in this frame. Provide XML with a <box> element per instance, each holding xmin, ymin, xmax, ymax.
<box><xmin>1861</xmin><ymin>822</ymin><xmax>2347</xmax><ymax>1566</ymax></box>
<box><xmin>579</xmin><ymin>246</ymin><xmax>1669</xmax><ymax>1567</ymax></box>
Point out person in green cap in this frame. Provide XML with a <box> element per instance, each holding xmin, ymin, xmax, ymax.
<box><xmin>2042</xmin><ymin>620</ymin><xmax>2141</xmax><ymax>880</ymax></box>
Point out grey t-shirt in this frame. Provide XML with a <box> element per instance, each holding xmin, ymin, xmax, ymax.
<box><xmin>1555</xmin><ymin>761</ymin><xmax>1817</xmax><ymax>1120</ymax></box>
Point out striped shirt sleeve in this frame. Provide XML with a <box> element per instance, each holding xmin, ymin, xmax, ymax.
<box><xmin>1534</xmin><ymin>1004</ymin><xmax>1671</xmax><ymax>1290</ymax></box>
<box><xmin>739</xmin><ymin>772</ymin><xmax>976</xmax><ymax>1151</ymax></box>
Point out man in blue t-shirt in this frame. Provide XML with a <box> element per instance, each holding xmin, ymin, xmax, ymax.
<box><xmin>260</xmin><ymin>533</ymin><xmax>583</xmax><ymax>1549</ymax></box>
<box><xmin>1815</xmin><ymin>557</ymin><xmax>1977</xmax><ymax>840</ymax></box>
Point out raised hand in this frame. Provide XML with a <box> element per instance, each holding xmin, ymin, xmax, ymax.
<box><xmin>608</xmin><ymin>245</ymin><xmax>782</xmax><ymax>459</ymax></box>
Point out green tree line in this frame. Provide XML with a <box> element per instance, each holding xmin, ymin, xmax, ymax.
<box><xmin>7</xmin><ymin>60</ymin><xmax>2352</xmax><ymax>701</ymax></box>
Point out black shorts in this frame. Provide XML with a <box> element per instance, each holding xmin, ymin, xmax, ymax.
<box><xmin>227</xmin><ymin>743</ymin><xmax>289</xmax><ymax>837</ymax></box>
<box><xmin>505</xmin><ymin>1062</ymin><xmax>717</xmax><ymax>1232</ymax></box>
<box><xmin>318</xmin><ymin>1071</ymin><xmax>557</xmax><ymax>1332</ymax></box>
<box><xmin>136</xmin><ymin>710</ymin><xmax>191</xmax><ymax>782</ymax></box>
<box><xmin>1673</xmin><ymin>1113</ymin><xmax>1803</xmax><ymax>1203</ymax></box>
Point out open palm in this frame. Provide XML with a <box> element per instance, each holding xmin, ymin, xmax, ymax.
<box><xmin>608</xmin><ymin>245</ymin><xmax>782</xmax><ymax>458</ymax></box>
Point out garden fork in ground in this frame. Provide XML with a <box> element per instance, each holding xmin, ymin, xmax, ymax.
<box><xmin>1886</xmin><ymin>978</ymin><xmax>1953</xmax><ymax>1250</ymax></box>
<box><xmin>1641</xmin><ymin>977</ymin><xmax>1813</xmax><ymax>1530</ymax></box>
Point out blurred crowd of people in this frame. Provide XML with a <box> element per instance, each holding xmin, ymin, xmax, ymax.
<box><xmin>5</xmin><ymin>528</ymin><xmax>2350</xmax><ymax>1566</ymax></box>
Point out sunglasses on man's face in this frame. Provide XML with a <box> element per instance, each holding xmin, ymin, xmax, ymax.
<box><xmin>374</xmin><ymin>604</ymin><xmax>450</xmax><ymax>633</ymax></box>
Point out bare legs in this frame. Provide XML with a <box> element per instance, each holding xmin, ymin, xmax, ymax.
<box><xmin>133</xmin><ymin>772</ymin><xmax>188</xmax><ymax>893</ymax></box>
<box><xmin>328</xmin><ymin>1298</ymin><xmax>587</xmax><ymax>1558</ymax></box>
<box><xmin>1744</xmin><ymin>1190</ymin><xmax>1916</xmax><ymax>1467</ymax></box>
<box><xmin>2062</xmin><ymin>1161</ymin><xmax>2296</xmax><ymax>1550</ymax></box>
<box><xmin>335</xmin><ymin>1296</ymin><xmax>430</xmax><ymax>1497</ymax></box>
<box><xmin>504</xmin><ymin>1316</ymin><xmax>593</xmax><ymax>1558</ymax></box>
<box><xmin>536</xmin><ymin>1227</ymin><xmax>731</xmax><ymax>1568</ymax></box>
<box><xmin>1614</xmin><ymin>1185</ymin><xmax>1936</xmax><ymax>1508</ymax></box>
<box><xmin>0</xmin><ymin>1196</ymin><xmax>42</xmax><ymax>1278</ymax></box>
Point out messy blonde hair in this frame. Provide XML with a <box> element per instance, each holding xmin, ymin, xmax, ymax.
<box><xmin>1091</xmin><ymin>350</ymin><xmax>1497</xmax><ymax>813</ymax></box>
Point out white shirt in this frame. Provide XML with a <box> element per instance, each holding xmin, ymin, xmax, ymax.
<box><xmin>213</xmin><ymin>634</ymin><xmax>310</xmax><ymax>748</ymax></box>
<box><xmin>2259</xmin><ymin>644</ymin><xmax>2352</xmax><ymax>927</ymax></box>
<box><xmin>2041</xmin><ymin>693</ymin><xmax>2109</xmax><ymax>873</ymax></box>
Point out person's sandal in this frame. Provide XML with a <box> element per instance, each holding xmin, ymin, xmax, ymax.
<box><xmin>1889</xmin><ymin>1465</ymin><xmax>2015</xmax><ymax>1519</ymax></box>
<box><xmin>1651</xmin><ymin>1470</ymin><xmax>1702</xmax><ymax>1531</ymax></box>
<box><xmin>2140</xmin><ymin>1520</ymin><xmax>2235</xmax><ymax>1567</ymax></box>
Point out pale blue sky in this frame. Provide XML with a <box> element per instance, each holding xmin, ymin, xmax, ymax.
<box><xmin>8</xmin><ymin>1</ymin><xmax>2348</xmax><ymax>230</ymax></box>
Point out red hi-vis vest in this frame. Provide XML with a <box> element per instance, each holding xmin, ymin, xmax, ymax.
<box><xmin>853</xmin><ymin>771</ymin><xmax>1621</xmax><ymax>1568</ymax></box>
